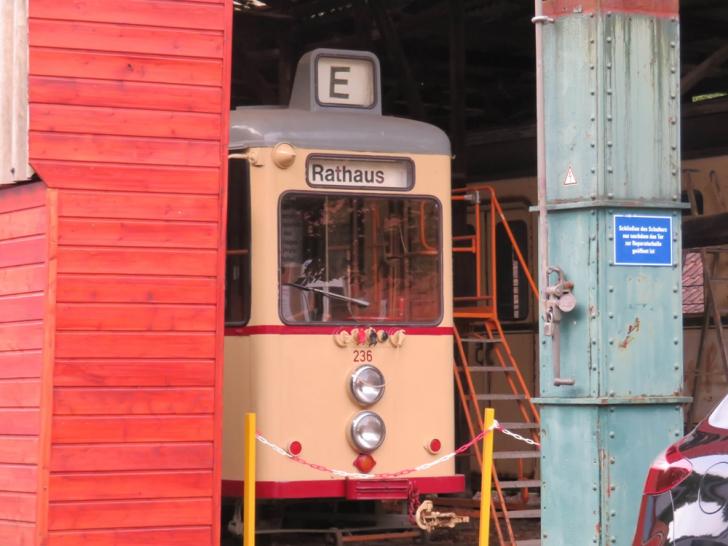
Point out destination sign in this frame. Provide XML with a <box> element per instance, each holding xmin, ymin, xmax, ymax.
<box><xmin>306</xmin><ymin>156</ymin><xmax>413</xmax><ymax>190</ymax></box>
<box><xmin>613</xmin><ymin>215</ymin><xmax>673</xmax><ymax>267</ymax></box>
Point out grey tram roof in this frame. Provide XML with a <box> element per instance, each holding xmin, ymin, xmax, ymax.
<box><xmin>228</xmin><ymin>48</ymin><xmax>450</xmax><ymax>156</ymax></box>
<box><xmin>229</xmin><ymin>107</ymin><xmax>451</xmax><ymax>155</ymax></box>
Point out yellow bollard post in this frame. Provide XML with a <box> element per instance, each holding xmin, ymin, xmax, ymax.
<box><xmin>243</xmin><ymin>413</ymin><xmax>256</xmax><ymax>546</ymax></box>
<box><xmin>479</xmin><ymin>408</ymin><xmax>495</xmax><ymax>546</ymax></box>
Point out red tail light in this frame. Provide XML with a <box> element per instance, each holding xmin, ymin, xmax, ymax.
<box><xmin>642</xmin><ymin>445</ymin><xmax>692</xmax><ymax>495</ymax></box>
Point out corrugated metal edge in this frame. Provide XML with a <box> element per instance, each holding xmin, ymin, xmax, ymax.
<box><xmin>1</xmin><ymin>0</ymin><xmax>33</xmax><ymax>185</ymax></box>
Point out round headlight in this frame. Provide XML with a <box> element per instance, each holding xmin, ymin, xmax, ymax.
<box><xmin>350</xmin><ymin>411</ymin><xmax>386</xmax><ymax>453</ymax></box>
<box><xmin>350</xmin><ymin>365</ymin><xmax>385</xmax><ymax>406</ymax></box>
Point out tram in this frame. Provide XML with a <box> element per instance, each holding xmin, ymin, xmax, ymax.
<box><xmin>221</xmin><ymin>50</ymin><xmax>462</xmax><ymax>504</ymax></box>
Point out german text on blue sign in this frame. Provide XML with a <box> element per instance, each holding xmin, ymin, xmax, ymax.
<box><xmin>613</xmin><ymin>215</ymin><xmax>673</xmax><ymax>266</ymax></box>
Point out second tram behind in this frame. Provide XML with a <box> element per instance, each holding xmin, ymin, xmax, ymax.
<box><xmin>221</xmin><ymin>49</ymin><xmax>462</xmax><ymax>501</ymax></box>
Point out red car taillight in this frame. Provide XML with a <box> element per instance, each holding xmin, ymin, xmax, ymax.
<box><xmin>642</xmin><ymin>445</ymin><xmax>692</xmax><ymax>495</ymax></box>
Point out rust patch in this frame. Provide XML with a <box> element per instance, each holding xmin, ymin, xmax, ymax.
<box><xmin>618</xmin><ymin>317</ymin><xmax>641</xmax><ymax>349</ymax></box>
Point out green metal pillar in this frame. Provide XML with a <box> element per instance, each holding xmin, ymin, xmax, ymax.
<box><xmin>534</xmin><ymin>2</ymin><xmax>689</xmax><ymax>544</ymax></box>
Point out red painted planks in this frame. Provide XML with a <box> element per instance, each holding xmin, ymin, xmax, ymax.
<box><xmin>0</xmin><ymin>410</ymin><xmax>40</xmax><ymax>436</ymax></box>
<box><xmin>58</xmin><ymin>191</ymin><xmax>219</xmax><ymax>222</ymax></box>
<box><xmin>0</xmin><ymin>265</ymin><xmax>46</xmax><ymax>298</ymax></box>
<box><xmin>0</xmin><ymin>323</ymin><xmax>44</xmax><ymax>352</ymax></box>
<box><xmin>54</xmin><ymin>360</ymin><xmax>215</xmax><ymax>388</ymax></box>
<box><xmin>0</xmin><ymin>437</ymin><xmax>39</xmax><ymax>465</ymax></box>
<box><xmin>29</xmin><ymin>132</ymin><xmax>221</xmax><ymax>168</ymax></box>
<box><xmin>0</xmin><ymin>207</ymin><xmax>46</xmax><ymax>240</ymax></box>
<box><xmin>57</xmin><ymin>247</ymin><xmax>217</xmax><ymax>277</ymax></box>
<box><xmin>49</xmin><ymin>470</ymin><xmax>212</xmax><ymax>501</ymax></box>
<box><xmin>0</xmin><ymin>380</ymin><xmax>41</xmax><ymax>408</ymax></box>
<box><xmin>56</xmin><ymin>275</ymin><xmax>216</xmax><ymax>304</ymax></box>
<box><xmin>0</xmin><ymin>237</ymin><xmax>47</xmax><ymax>268</ymax></box>
<box><xmin>0</xmin><ymin>464</ymin><xmax>38</xmax><ymax>493</ymax></box>
<box><xmin>56</xmin><ymin>303</ymin><xmax>216</xmax><ymax>332</ymax></box>
<box><xmin>0</xmin><ymin>294</ymin><xmax>45</xmax><ymax>323</ymax></box>
<box><xmin>55</xmin><ymin>332</ymin><xmax>216</xmax><ymax>359</ymax></box>
<box><xmin>52</xmin><ymin>415</ymin><xmax>214</xmax><ymax>443</ymax></box>
<box><xmin>29</xmin><ymin>76</ymin><xmax>223</xmax><ymax>115</ymax></box>
<box><xmin>53</xmin><ymin>387</ymin><xmax>214</xmax><ymax>415</ymax></box>
<box><xmin>29</xmin><ymin>0</ymin><xmax>225</xmax><ymax>31</ymax></box>
<box><xmin>0</xmin><ymin>351</ymin><xmax>43</xmax><ymax>380</ymax></box>
<box><xmin>30</xmin><ymin>47</ymin><xmax>223</xmax><ymax>87</ymax></box>
<box><xmin>57</xmin><ymin>219</ymin><xmax>218</xmax><ymax>250</ymax></box>
<box><xmin>0</xmin><ymin>492</ymin><xmax>36</xmax><ymax>523</ymax></box>
<box><xmin>31</xmin><ymin>104</ymin><xmax>221</xmax><ymax>141</ymax></box>
<box><xmin>29</xmin><ymin>19</ymin><xmax>224</xmax><ymax>59</ymax></box>
<box><xmin>50</xmin><ymin>443</ymin><xmax>213</xmax><ymax>472</ymax></box>
<box><xmin>48</xmin><ymin>498</ymin><xmax>213</xmax><ymax>531</ymax></box>
<box><xmin>0</xmin><ymin>521</ymin><xmax>34</xmax><ymax>546</ymax></box>
<box><xmin>0</xmin><ymin>182</ymin><xmax>45</xmax><ymax>214</ymax></box>
<box><xmin>47</xmin><ymin>526</ymin><xmax>212</xmax><ymax>546</ymax></box>
<box><xmin>32</xmin><ymin>161</ymin><xmax>220</xmax><ymax>194</ymax></box>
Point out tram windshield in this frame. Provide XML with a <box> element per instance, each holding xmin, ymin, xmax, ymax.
<box><xmin>280</xmin><ymin>193</ymin><xmax>441</xmax><ymax>324</ymax></box>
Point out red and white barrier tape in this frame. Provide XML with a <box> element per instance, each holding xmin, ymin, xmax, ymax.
<box><xmin>255</xmin><ymin>420</ymin><xmax>540</xmax><ymax>480</ymax></box>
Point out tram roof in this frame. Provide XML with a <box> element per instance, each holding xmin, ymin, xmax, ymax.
<box><xmin>229</xmin><ymin>106</ymin><xmax>451</xmax><ymax>155</ymax></box>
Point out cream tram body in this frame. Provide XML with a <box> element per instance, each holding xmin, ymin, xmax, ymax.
<box><xmin>221</xmin><ymin>50</ymin><xmax>462</xmax><ymax>500</ymax></box>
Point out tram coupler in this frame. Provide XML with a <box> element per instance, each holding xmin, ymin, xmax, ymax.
<box><xmin>414</xmin><ymin>500</ymin><xmax>470</xmax><ymax>532</ymax></box>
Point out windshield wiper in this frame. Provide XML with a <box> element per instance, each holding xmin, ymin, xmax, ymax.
<box><xmin>285</xmin><ymin>282</ymin><xmax>370</xmax><ymax>308</ymax></box>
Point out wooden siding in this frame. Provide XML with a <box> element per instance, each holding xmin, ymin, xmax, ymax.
<box><xmin>27</xmin><ymin>0</ymin><xmax>232</xmax><ymax>544</ymax></box>
<box><xmin>0</xmin><ymin>181</ymin><xmax>49</xmax><ymax>546</ymax></box>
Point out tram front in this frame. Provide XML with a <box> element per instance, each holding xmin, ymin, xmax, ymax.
<box><xmin>222</xmin><ymin>49</ymin><xmax>461</xmax><ymax>504</ymax></box>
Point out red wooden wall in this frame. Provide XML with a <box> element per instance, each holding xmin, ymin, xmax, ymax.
<box><xmin>22</xmin><ymin>0</ymin><xmax>233</xmax><ymax>544</ymax></box>
<box><xmin>0</xmin><ymin>182</ymin><xmax>51</xmax><ymax>546</ymax></box>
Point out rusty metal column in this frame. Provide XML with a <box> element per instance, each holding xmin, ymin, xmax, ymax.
<box><xmin>533</xmin><ymin>1</ymin><xmax>689</xmax><ymax>544</ymax></box>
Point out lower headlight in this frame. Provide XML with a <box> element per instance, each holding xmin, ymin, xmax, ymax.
<box><xmin>350</xmin><ymin>411</ymin><xmax>386</xmax><ymax>453</ymax></box>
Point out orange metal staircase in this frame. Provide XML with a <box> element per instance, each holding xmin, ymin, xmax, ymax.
<box><xmin>448</xmin><ymin>185</ymin><xmax>541</xmax><ymax>546</ymax></box>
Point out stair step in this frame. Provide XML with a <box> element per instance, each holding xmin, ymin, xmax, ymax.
<box><xmin>499</xmin><ymin>422</ymin><xmax>539</xmax><ymax>430</ymax></box>
<box><xmin>516</xmin><ymin>540</ymin><xmax>542</xmax><ymax>546</ymax></box>
<box><xmin>456</xmin><ymin>366</ymin><xmax>516</xmax><ymax>373</ymax></box>
<box><xmin>493</xmin><ymin>451</ymin><xmax>540</xmax><ymax>460</ymax></box>
<box><xmin>476</xmin><ymin>394</ymin><xmax>526</xmax><ymax>401</ymax></box>
<box><xmin>460</xmin><ymin>337</ymin><xmax>502</xmax><ymax>343</ymax></box>
<box><xmin>498</xmin><ymin>479</ymin><xmax>541</xmax><ymax>489</ymax></box>
<box><xmin>497</xmin><ymin>509</ymin><xmax>541</xmax><ymax>519</ymax></box>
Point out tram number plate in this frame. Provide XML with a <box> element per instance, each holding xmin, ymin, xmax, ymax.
<box><xmin>353</xmin><ymin>350</ymin><xmax>373</xmax><ymax>363</ymax></box>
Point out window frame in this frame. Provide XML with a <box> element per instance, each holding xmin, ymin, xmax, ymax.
<box><xmin>277</xmin><ymin>190</ymin><xmax>444</xmax><ymax>327</ymax></box>
<box><xmin>224</xmin><ymin>156</ymin><xmax>252</xmax><ymax>327</ymax></box>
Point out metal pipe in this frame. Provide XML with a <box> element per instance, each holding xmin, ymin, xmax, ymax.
<box><xmin>532</xmin><ymin>2</ymin><xmax>551</xmax><ymax>321</ymax></box>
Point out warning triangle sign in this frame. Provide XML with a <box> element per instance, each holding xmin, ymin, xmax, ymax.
<box><xmin>563</xmin><ymin>166</ymin><xmax>577</xmax><ymax>186</ymax></box>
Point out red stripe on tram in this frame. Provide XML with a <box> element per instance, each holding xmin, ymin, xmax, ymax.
<box><xmin>224</xmin><ymin>325</ymin><xmax>453</xmax><ymax>337</ymax></box>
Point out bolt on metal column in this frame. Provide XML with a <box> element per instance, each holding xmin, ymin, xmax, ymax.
<box><xmin>532</xmin><ymin>2</ymin><xmax>689</xmax><ymax>544</ymax></box>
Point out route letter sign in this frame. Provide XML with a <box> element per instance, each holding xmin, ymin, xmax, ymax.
<box><xmin>316</xmin><ymin>55</ymin><xmax>375</xmax><ymax>108</ymax></box>
<box><xmin>613</xmin><ymin>215</ymin><xmax>673</xmax><ymax>266</ymax></box>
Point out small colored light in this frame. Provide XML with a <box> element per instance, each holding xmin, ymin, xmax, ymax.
<box><xmin>428</xmin><ymin>439</ymin><xmax>442</xmax><ymax>454</ymax></box>
<box><xmin>288</xmin><ymin>441</ymin><xmax>303</xmax><ymax>456</ymax></box>
<box><xmin>357</xmin><ymin>328</ymin><xmax>367</xmax><ymax>345</ymax></box>
<box><xmin>353</xmin><ymin>453</ymin><xmax>377</xmax><ymax>473</ymax></box>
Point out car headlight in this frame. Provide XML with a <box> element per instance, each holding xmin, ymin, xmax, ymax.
<box><xmin>350</xmin><ymin>365</ymin><xmax>385</xmax><ymax>406</ymax></box>
<box><xmin>350</xmin><ymin>411</ymin><xmax>386</xmax><ymax>453</ymax></box>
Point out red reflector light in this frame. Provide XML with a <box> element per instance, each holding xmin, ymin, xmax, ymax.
<box><xmin>353</xmin><ymin>453</ymin><xmax>377</xmax><ymax>474</ymax></box>
<box><xmin>288</xmin><ymin>441</ymin><xmax>302</xmax><ymax>456</ymax></box>
<box><xmin>643</xmin><ymin>446</ymin><xmax>692</xmax><ymax>495</ymax></box>
<box><xmin>428</xmin><ymin>439</ymin><xmax>442</xmax><ymax>454</ymax></box>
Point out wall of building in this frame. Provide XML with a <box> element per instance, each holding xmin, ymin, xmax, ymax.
<box><xmin>25</xmin><ymin>1</ymin><xmax>232</xmax><ymax>544</ymax></box>
<box><xmin>0</xmin><ymin>181</ymin><xmax>50</xmax><ymax>546</ymax></box>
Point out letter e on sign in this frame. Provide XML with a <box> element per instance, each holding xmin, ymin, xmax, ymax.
<box><xmin>316</xmin><ymin>56</ymin><xmax>375</xmax><ymax>108</ymax></box>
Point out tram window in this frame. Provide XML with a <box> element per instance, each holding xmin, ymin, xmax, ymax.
<box><xmin>279</xmin><ymin>193</ymin><xmax>442</xmax><ymax>324</ymax></box>
<box><xmin>225</xmin><ymin>158</ymin><xmax>251</xmax><ymax>325</ymax></box>
<box><xmin>495</xmin><ymin>221</ymin><xmax>529</xmax><ymax>321</ymax></box>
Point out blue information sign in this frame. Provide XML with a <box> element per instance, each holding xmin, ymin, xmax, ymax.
<box><xmin>613</xmin><ymin>215</ymin><xmax>673</xmax><ymax>266</ymax></box>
